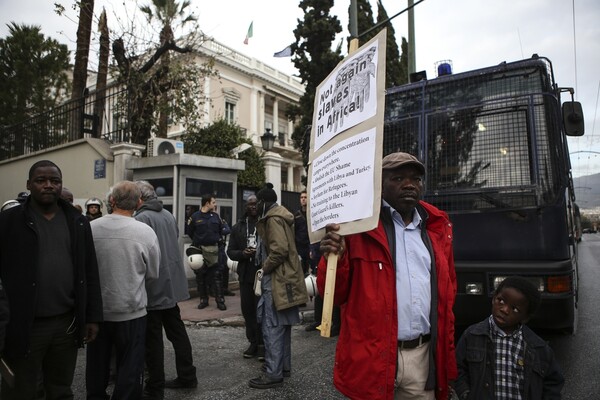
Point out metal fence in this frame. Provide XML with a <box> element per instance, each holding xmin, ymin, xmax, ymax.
<box><xmin>383</xmin><ymin>57</ymin><xmax>563</xmax><ymax>213</ymax></box>
<box><xmin>0</xmin><ymin>84</ymin><xmax>130</xmax><ymax>161</ymax></box>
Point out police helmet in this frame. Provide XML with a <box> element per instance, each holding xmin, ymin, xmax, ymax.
<box><xmin>185</xmin><ymin>246</ymin><xmax>205</xmax><ymax>271</ymax></box>
<box><xmin>1</xmin><ymin>200</ymin><xmax>20</xmax><ymax>212</ymax></box>
<box><xmin>305</xmin><ymin>274</ymin><xmax>318</xmax><ymax>298</ymax></box>
<box><xmin>85</xmin><ymin>198</ymin><xmax>103</xmax><ymax>209</ymax></box>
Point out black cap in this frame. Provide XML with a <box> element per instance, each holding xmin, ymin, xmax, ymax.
<box><xmin>257</xmin><ymin>183</ymin><xmax>277</xmax><ymax>202</ymax></box>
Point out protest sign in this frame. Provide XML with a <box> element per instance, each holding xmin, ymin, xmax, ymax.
<box><xmin>307</xmin><ymin>29</ymin><xmax>387</xmax><ymax>244</ymax></box>
<box><xmin>306</xmin><ymin>30</ymin><xmax>387</xmax><ymax>337</ymax></box>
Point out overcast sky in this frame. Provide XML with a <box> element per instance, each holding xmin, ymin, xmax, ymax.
<box><xmin>1</xmin><ymin>0</ymin><xmax>599</xmax><ymax>178</ymax></box>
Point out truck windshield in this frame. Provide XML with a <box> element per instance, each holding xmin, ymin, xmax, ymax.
<box><xmin>384</xmin><ymin>58</ymin><xmax>564</xmax><ymax>212</ymax></box>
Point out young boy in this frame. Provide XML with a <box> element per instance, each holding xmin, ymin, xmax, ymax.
<box><xmin>454</xmin><ymin>276</ymin><xmax>564</xmax><ymax>400</ymax></box>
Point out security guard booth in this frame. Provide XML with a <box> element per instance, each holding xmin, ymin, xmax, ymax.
<box><xmin>127</xmin><ymin>153</ymin><xmax>245</xmax><ymax>279</ymax></box>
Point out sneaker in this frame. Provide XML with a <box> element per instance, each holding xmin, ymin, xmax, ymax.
<box><xmin>256</xmin><ymin>345</ymin><xmax>265</xmax><ymax>361</ymax></box>
<box><xmin>243</xmin><ymin>343</ymin><xmax>258</xmax><ymax>359</ymax></box>
<box><xmin>217</xmin><ymin>302</ymin><xmax>227</xmax><ymax>311</ymax></box>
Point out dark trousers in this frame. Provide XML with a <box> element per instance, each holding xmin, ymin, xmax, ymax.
<box><xmin>86</xmin><ymin>316</ymin><xmax>147</xmax><ymax>400</ymax></box>
<box><xmin>239</xmin><ymin>280</ymin><xmax>262</xmax><ymax>346</ymax></box>
<box><xmin>1</xmin><ymin>312</ymin><xmax>78</xmax><ymax>400</ymax></box>
<box><xmin>145</xmin><ymin>306</ymin><xmax>197</xmax><ymax>394</ymax></box>
<box><xmin>299</xmin><ymin>254</ymin><xmax>310</xmax><ymax>276</ymax></box>
<box><xmin>194</xmin><ymin>266</ymin><xmax>224</xmax><ymax>304</ymax></box>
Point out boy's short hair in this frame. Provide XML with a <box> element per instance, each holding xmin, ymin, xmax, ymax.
<box><xmin>495</xmin><ymin>276</ymin><xmax>541</xmax><ymax>317</ymax></box>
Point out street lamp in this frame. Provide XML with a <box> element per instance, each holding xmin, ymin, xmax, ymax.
<box><xmin>260</xmin><ymin>128</ymin><xmax>276</xmax><ymax>151</ymax></box>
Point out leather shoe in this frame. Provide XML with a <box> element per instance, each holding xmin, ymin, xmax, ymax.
<box><xmin>197</xmin><ymin>301</ymin><xmax>208</xmax><ymax>310</ymax></box>
<box><xmin>164</xmin><ymin>378</ymin><xmax>198</xmax><ymax>389</ymax></box>
<box><xmin>305</xmin><ymin>322</ymin><xmax>319</xmax><ymax>332</ymax></box>
<box><xmin>248</xmin><ymin>375</ymin><xmax>283</xmax><ymax>389</ymax></box>
<box><xmin>244</xmin><ymin>343</ymin><xmax>258</xmax><ymax>358</ymax></box>
<box><xmin>142</xmin><ymin>391</ymin><xmax>164</xmax><ymax>400</ymax></box>
<box><xmin>217</xmin><ymin>302</ymin><xmax>227</xmax><ymax>311</ymax></box>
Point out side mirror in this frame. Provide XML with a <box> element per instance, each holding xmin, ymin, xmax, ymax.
<box><xmin>562</xmin><ymin>101</ymin><xmax>584</xmax><ymax>136</ymax></box>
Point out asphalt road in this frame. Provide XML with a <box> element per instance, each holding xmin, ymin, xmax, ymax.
<box><xmin>71</xmin><ymin>322</ymin><xmax>344</xmax><ymax>399</ymax></box>
<box><xmin>541</xmin><ymin>233</ymin><xmax>600</xmax><ymax>399</ymax></box>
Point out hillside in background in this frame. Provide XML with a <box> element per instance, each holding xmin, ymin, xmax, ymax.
<box><xmin>574</xmin><ymin>173</ymin><xmax>600</xmax><ymax>209</ymax></box>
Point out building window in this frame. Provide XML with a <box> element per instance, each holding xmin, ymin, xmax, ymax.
<box><xmin>222</xmin><ymin>87</ymin><xmax>241</xmax><ymax>124</ymax></box>
<box><xmin>278</xmin><ymin>131</ymin><xmax>286</xmax><ymax>146</ymax></box>
<box><xmin>146</xmin><ymin>178</ymin><xmax>174</xmax><ymax>197</ymax></box>
<box><xmin>185</xmin><ymin>178</ymin><xmax>233</xmax><ymax>199</ymax></box>
<box><xmin>225</xmin><ymin>101</ymin><xmax>236</xmax><ymax>124</ymax></box>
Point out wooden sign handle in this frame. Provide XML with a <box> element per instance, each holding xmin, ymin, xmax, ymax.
<box><xmin>320</xmin><ymin>253</ymin><xmax>338</xmax><ymax>337</ymax></box>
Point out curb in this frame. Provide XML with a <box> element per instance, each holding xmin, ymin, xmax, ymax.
<box><xmin>183</xmin><ymin>310</ymin><xmax>316</xmax><ymax>328</ymax></box>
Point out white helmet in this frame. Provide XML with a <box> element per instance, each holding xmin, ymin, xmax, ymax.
<box><xmin>85</xmin><ymin>198</ymin><xmax>103</xmax><ymax>209</ymax></box>
<box><xmin>305</xmin><ymin>274</ymin><xmax>318</xmax><ymax>298</ymax></box>
<box><xmin>185</xmin><ymin>246</ymin><xmax>205</xmax><ymax>271</ymax></box>
<box><xmin>1</xmin><ymin>200</ymin><xmax>20</xmax><ymax>212</ymax></box>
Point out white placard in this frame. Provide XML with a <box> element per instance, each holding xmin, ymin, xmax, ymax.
<box><xmin>309</xmin><ymin>128</ymin><xmax>377</xmax><ymax>232</ymax></box>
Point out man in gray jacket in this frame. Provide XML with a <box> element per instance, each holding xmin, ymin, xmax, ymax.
<box><xmin>135</xmin><ymin>181</ymin><xmax>198</xmax><ymax>398</ymax></box>
<box><xmin>87</xmin><ymin>181</ymin><xmax>160</xmax><ymax>400</ymax></box>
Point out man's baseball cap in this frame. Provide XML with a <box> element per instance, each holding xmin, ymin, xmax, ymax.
<box><xmin>381</xmin><ymin>152</ymin><xmax>425</xmax><ymax>174</ymax></box>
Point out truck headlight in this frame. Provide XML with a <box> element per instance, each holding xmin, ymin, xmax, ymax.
<box><xmin>465</xmin><ymin>283</ymin><xmax>483</xmax><ymax>295</ymax></box>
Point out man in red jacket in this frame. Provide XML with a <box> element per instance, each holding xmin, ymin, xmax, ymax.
<box><xmin>318</xmin><ymin>152</ymin><xmax>457</xmax><ymax>400</ymax></box>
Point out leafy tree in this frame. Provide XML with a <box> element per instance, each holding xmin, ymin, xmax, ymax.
<box><xmin>287</xmin><ymin>0</ymin><xmax>343</xmax><ymax>177</ymax></box>
<box><xmin>376</xmin><ymin>0</ymin><xmax>407</xmax><ymax>87</ymax></box>
<box><xmin>351</xmin><ymin>0</ymin><xmax>407</xmax><ymax>88</ymax></box>
<box><xmin>112</xmin><ymin>0</ymin><xmax>214</xmax><ymax>145</ymax></box>
<box><xmin>351</xmin><ymin>0</ymin><xmax>377</xmax><ymax>46</ymax></box>
<box><xmin>183</xmin><ymin>119</ymin><xmax>265</xmax><ymax>188</ymax></box>
<box><xmin>399</xmin><ymin>36</ymin><xmax>409</xmax><ymax>85</ymax></box>
<box><xmin>0</xmin><ymin>23</ymin><xmax>70</xmax><ymax>127</ymax></box>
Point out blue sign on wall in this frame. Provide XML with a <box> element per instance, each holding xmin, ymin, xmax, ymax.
<box><xmin>94</xmin><ymin>159</ymin><xmax>106</xmax><ymax>179</ymax></box>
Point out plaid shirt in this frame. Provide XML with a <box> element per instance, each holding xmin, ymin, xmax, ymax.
<box><xmin>489</xmin><ymin>315</ymin><xmax>525</xmax><ymax>400</ymax></box>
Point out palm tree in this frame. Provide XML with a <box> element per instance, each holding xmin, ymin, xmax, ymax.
<box><xmin>139</xmin><ymin>0</ymin><xmax>197</xmax><ymax>137</ymax></box>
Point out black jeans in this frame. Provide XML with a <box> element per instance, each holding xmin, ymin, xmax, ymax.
<box><xmin>1</xmin><ymin>312</ymin><xmax>78</xmax><ymax>400</ymax></box>
<box><xmin>145</xmin><ymin>305</ymin><xmax>197</xmax><ymax>393</ymax></box>
<box><xmin>194</xmin><ymin>265</ymin><xmax>224</xmax><ymax>303</ymax></box>
<box><xmin>86</xmin><ymin>316</ymin><xmax>147</xmax><ymax>400</ymax></box>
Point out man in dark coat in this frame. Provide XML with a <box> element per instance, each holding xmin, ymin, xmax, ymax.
<box><xmin>227</xmin><ymin>195</ymin><xmax>264</xmax><ymax>360</ymax></box>
<box><xmin>0</xmin><ymin>160</ymin><xmax>103</xmax><ymax>399</ymax></box>
<box><xmin>293</xmin><ymin>190</ymin><xmax>310</xmax><ymax>276</ymax></box>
